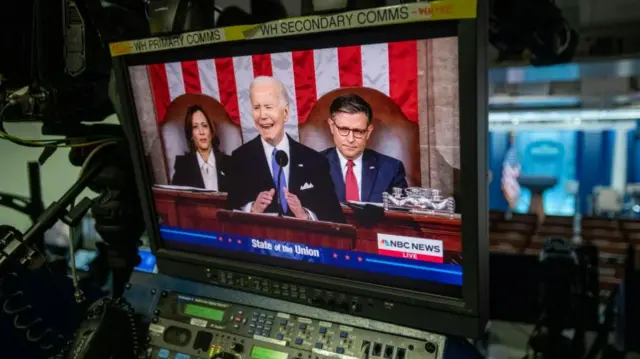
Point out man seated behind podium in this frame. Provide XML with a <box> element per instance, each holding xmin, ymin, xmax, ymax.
<box><xmin>172</xmin><ymin>105</ymin><xmax>231</xmax><ymax>191</ymax></box>
<box><xmin>226</xmin><ymin>76</ymin><xmax>345</xmax><ymax>223</ymax></box>
<box><xmin>321</xmin><ymin>94</ymin><xmax>408</xmax><ymax>203</ymax></box>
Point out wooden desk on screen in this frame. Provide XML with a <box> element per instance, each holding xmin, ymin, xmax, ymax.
<box><xmin>152</xmin><ymin>188</ymin><xmax>462</xmax><ymax>255</ymax></box>
<box><xmin>341</xmin><ymin>207</ymin><xmax>461</xmax><ymax>253</ymax></box>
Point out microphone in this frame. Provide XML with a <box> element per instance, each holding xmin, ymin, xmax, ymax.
<box><xmin>275</xmin><ymin>150</ymin><xmax>289</xmax><ymax>168</ymax></box>
<box><xmin>275</xmin><ymin>150</ymin><xmax>288</xmax><ymax>217</ymax></box>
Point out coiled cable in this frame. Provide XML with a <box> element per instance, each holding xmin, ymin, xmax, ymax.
<box><xmin>118</xmin><ymin>297</ymin><xmax>145</xmax><ymax>359</ymax></box>
<box><xmin>54</xmin><ymin>296</ymin><xmax>147</xmax><ymax>359</ymax></box>
<box><xmin>0</xmin><ymin>271</ymin><xmax>65</xmax><ymax>352</ymax></box>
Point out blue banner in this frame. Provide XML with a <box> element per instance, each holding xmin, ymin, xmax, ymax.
<box><xmin>160</xmin><ymin>226</ymin><xmax>463</xmax><ymax>286</ymax></box>
<box><xmin>577</xmin><ymin>130</ymin><xmax>616</xmax><ymax>214</ymax></box>
<box><xmin>488</xmin><ymin>131</ymin><xmax>510</xmax><ymax>211</ymax></box>
<box><xmin>628</xmin><ymin>129</ymin><xmax>640</xmax><ymax>183</ymax></box>
<box><xmin>515</xmin><ymin>131</ymin><xmax>577</xmax><ymax>215</ymax></box>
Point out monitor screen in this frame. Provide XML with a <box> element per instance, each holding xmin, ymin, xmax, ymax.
<box><xmin>126</xmin><ymin>30</ymin><xmax>463</xmax><ymax>298</ymax></box>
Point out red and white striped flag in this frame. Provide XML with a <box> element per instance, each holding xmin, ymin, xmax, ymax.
<box><xmin>146</xmin><ymin>40</ymin><xmax>420</xmax><ymax>141</ymax></box>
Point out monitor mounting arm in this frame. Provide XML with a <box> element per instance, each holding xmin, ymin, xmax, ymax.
<box><xmin>0</xmin><ymin>141</ymin><xmax>144</xmax><ymax>297</ymax></box>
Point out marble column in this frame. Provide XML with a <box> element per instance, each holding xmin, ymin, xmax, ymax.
<box><xmin>129</xmin><ymin>65</ymin><xmax>170</xmax><ymax>185</ymax></box>
<box><xmin>419</xmin><ymin>37</ymin><xmax>460</xmax><ymax>197</ymax></box>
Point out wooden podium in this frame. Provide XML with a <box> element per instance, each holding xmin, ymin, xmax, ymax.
<box><xmin>342</xmin><ymin>207</ymin><xmax>462</xmax><ymax>253</ymax></box>
<box><xmin>152</xmin><ymin>188</ymin><xmax>461</xmax><ymax>255</ymax></box>
<box><xmin>154</xmin><ymin>189</ymin><xmax>228</xmax><ymax>232</ymax></box>
<box><xmin>216</xmin><ymin>210</ymin><xmax>357</xmax><ymax>250</ymax></box>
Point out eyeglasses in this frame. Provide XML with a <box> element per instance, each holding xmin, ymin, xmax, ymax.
<box><xmin>330</xmin><ymin>119</ymin><xmax>369</xmax><ymax>139</ymax></box>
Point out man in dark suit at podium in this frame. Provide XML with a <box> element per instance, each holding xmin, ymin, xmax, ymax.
<box><xmin>227</xmin><ymin>76</ymin><xmax>345</xmax><ymax>223</ymax></box>
<box><xmin>322</xmin><ymin>94</ymin><xmax>408</xmax><ymax>203</ymax></box>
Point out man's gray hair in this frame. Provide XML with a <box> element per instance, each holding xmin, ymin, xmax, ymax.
<box><xmin>249</xmin><ymin>76</ymin><xmax>290</xmax><ymax>107</ymax></box>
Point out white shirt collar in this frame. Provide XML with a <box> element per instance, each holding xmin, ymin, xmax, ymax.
<box><xmin>336</xmin><ymin>149</ymin><xmax>363</xmax><ymax>171</ymax></box>
<box><xmin>261</xmin><ymin>134</ymin><xmax>290</xmax><ymax>162</ymax></box>
<box><xmin>196</xmin><ymin>149</ymin><xmax>216</xmax><ymax>168</ymax></box>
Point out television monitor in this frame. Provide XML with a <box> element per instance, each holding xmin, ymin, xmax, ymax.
<box><xmin>112</xmin><ymin>3</ymin><xmax>487</xmax><ymax>338</ymax></box>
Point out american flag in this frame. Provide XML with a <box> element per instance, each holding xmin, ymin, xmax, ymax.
<box><xmin>502</xmin><ymin>143</ymin><xmax>521</xmax><ymax>208</ymax></box>
<box><xmin>145</xmin><ymin>40</ymin><xmax>420</xmax><ymax>141</ymax></box>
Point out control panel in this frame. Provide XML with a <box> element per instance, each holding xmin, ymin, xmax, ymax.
<box><xmin>148</xmin><ymin>291</ymin><xmax>440</xmax><ymax>359</ymax></box>
<box><xmin>201</xmin><ymin>268</ymin><xmax>361</xmax><ymax>313</ymax></box>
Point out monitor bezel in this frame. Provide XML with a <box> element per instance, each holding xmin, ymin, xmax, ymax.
<box><xmin>113</xmin><ymin>7</ymin><xmax>487</xmax><ymax>338</ymax></box>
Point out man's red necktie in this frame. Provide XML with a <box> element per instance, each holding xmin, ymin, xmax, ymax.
<box><xmin>345</xmin><ymin>160</ymin><xmax>359</xmax><ymax>201</ymax></box>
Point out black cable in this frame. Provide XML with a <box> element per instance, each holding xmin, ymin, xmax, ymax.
<box><xmin>54</xmin><ymin>296</ymin><xmax>146</xmax><ymax>359</ymax></box>
<box><xmin>119</xmin><ymin>298</ymin><xmax>144</xmax><ymax>358</ymax></box>
<box><xmin>524</xmin><ymin>313</ymin><xmax>545</xmax><ymax>359</ymax></box>
<box><xmin>0</xmin><ymin>102</ymin><xmax>66</xmax><ymax>147</ymax></box>
<box><xmin>1</xmin><ymin>101</ymin><xmax>119</xmax><ymax>148</ymax></box>
<box><xmin>0</xmin><ymin>271</ymin><xmax>64</xmax><ymax>352</ymax></box>
<box><xmin>0</xmin><ymin>232</ymin><xmax>61</xmax><ymax>353</ymax></box>
<box><xmin>0</xmin><ymin>103</ymin><xmax>10</xmax><ymax>135</ymax></box>
<box><xmin>0</xmin><ymin>162</ymin><xmax>104</xmax><ymax>356</ymax></box>
<box><xmin>0</xmin><ymin>103</ymin><xmax>8</xmax><ymax>117</ymax></box>
<box><xmin>582</xmin><ymin>281</ymin><xmax>620</xmax><ymax>359</ymax></box>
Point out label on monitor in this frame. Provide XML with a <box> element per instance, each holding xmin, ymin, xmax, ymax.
<box><xmin>190</xmin><ymin>318</ymin><xmax>207</xmax><ymax>328</ymax></box>
<box><xmin>254</xmin><ymin>335</ymin><xmax>287</xmax><ymax>346</ymax></box>
<box><xmin>312</xmin><ymin>348</ymin><xmax>359</xmax><ymax>359</ymax></box>
<box><xmin>109</xmin><ymin>2</ymin><xmax>476</xmax><ymax>57</ymax></box>
<box><xmin>149</xmin><ymin>324</ymin><xmax>165</xmax><ymax>335</ymax></box>
<box><xmin>339</xmin><ymin>325</ymin><xmax>354</xmax><ymax>332</ymax></box>
<box><xmin>377</xmin><ymin>234</ymin><xmax>444</xmax><ymax>263</ymax></box>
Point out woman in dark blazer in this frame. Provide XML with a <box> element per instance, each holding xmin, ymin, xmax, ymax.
<box><xmin>171</xmin><ymin>105</ymin><xmax>231</xmax><ymax>192</ymax></box>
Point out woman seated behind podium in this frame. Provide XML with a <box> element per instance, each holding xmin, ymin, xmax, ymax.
<box><xmin>171</xmin><ymin>105</ymin><xmax>231</xmax><ymax>192</ymax></box>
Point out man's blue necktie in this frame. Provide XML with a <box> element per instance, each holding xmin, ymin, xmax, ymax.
<box><xmin>271</xmin><ymin>148</ymin><xmax>288</xmax><ymax>214</ymax></box>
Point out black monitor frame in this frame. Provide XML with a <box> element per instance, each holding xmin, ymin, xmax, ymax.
<box><xmin>112</xmin><ymin>3</ymin><xmax>488</xmax><ymax>339</ymax></box>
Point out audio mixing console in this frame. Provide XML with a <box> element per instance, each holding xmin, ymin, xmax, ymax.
<box><xmin>148</xmin><ymin>291</ymin><xmax>439</xmax><ymax>359</ymax></box>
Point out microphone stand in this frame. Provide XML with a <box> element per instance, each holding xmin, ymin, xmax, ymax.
<box><xmin>276</xmin><ymin>167</ymin><xmax>284</xmax><ymax>217</ymax></box>
<box><xmin>274</xmin><ymin>149</ymin><xmax>288</xmax><ymax>217</ymax></box>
